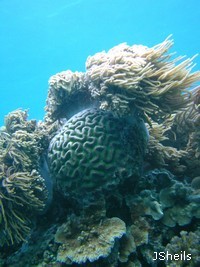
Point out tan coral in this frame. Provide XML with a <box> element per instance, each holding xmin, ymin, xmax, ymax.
<box><xmin>48</xmin><ymin>70</ymin><xmax>84</xmax><ymax>93</ymax></box>
<box><xmin>45</xmin><ymin>70</ymin><xmax>87</xmax><ymax>123</ymax></box>
<box><xmin>0</xmin><ymin>168</ymin><xmax>47</xmax><ymax>246</ymax></box>
<box><xmin>0</xmin><ymin>109</ymin><xmax>48</xmax><ymax>247</ymax></box>
<box><xmin>4</xmin><ymin>109</ymin><xmax>36</xmax><ymax>134</ymax></box>
<box><xmin>1</xmin><ymin>111</ymin><xmax>48</xmax><ymax>173</ymax></box>
<box><xmin>86</xmin><ymin>37</ymin><xmax>200</xmax><ymax>120</ymax></box>
<box><xmin>145</xmin><ymin>119</ymin><xmax>187</xmax><ymax>174</ymax></box>
<box><xmin>119</xmin><ymin>218</ymin><xmax>149</xmax><ymax>264</ymax></box>
<box><xmin>55</xmin><ymin>217</ymin><xmax>126</xmax><ymax>264</ymax></box>
<box><xmin>168</xmin><ymin>86</ymin><xmax>200</xmax><ymax>176</ymax></box>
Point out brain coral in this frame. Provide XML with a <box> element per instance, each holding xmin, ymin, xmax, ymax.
<box><xmin>48</xmin><ymin>108</ymin><xmax>148</xmax><ymax>194</ymax></box>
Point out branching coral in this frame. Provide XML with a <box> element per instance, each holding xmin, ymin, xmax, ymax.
<box><xmin>143</xmin><ymin>86</ymin><xmax>200</xmax><ymax>175</ymax></box>
<box><xmin>0</xmin><ymin>131</ymin><xmax>37</xmax><ymax>172</ymax></box>
<box><xmin>45</xmin><ymin>37</ymin><xmax>200</xmax><ymax>124</ymax></box>
<box><xmin>170</xmin><ymin>90</ymin><xmax>199</xmax><ymax>147</ymax></box>
<box><xmin>1</xmin><ymin>110</ymin><xmax>49</xmax><ymax>172</ymax></box>
<box><xmin>48</xmin><ymin>70</ymin><xmax>85</xmax><ymax>93</ymax></box>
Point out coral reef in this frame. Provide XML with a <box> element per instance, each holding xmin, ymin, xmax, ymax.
<box><xmin>0</xmin><ymin>37</ymin><xmax>200</xmax><ymax>266</ymax></box>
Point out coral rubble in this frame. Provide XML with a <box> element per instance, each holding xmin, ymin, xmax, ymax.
<box><xmin>0</xmin><ymin>37</ymin><xmax>200</xmax><ymax>266</ymax></box>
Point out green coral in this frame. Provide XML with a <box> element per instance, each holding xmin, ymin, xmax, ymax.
<box><xmin>48</xmin><ymin>108</ymin><xmax>148</xmax><ymax>194</ymax></box>
<box><xmin>160</xmin><ymin>182</ymin><xmax>200</xmax><ymax>227</ymax></box>
<box><xmin>126</xmin><ymin>190</ymin><xmax>164</xmax><ymax>221</ymax></box>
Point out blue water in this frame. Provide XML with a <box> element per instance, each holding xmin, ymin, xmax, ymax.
<box><xmin>0</xmin><ymin>0</ymin><xmax>199</xmax><ymax>126</ymax></box>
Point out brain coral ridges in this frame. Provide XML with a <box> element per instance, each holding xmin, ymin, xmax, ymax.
<box><xmin>48</xmin><ymin>108</ymin><xmax>148</xmax><ymax>195</ymax></box>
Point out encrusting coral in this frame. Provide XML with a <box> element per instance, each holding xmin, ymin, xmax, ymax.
<box><xmin>0</xmin><ymin>37</ymin><xmax>200</xmax><ymax>266</ymax></box>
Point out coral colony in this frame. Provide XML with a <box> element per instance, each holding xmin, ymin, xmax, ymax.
<box><xmin>0</xmin><ymin>37</ymin><xmax>200</xmax><ymax>266</ymax></box>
